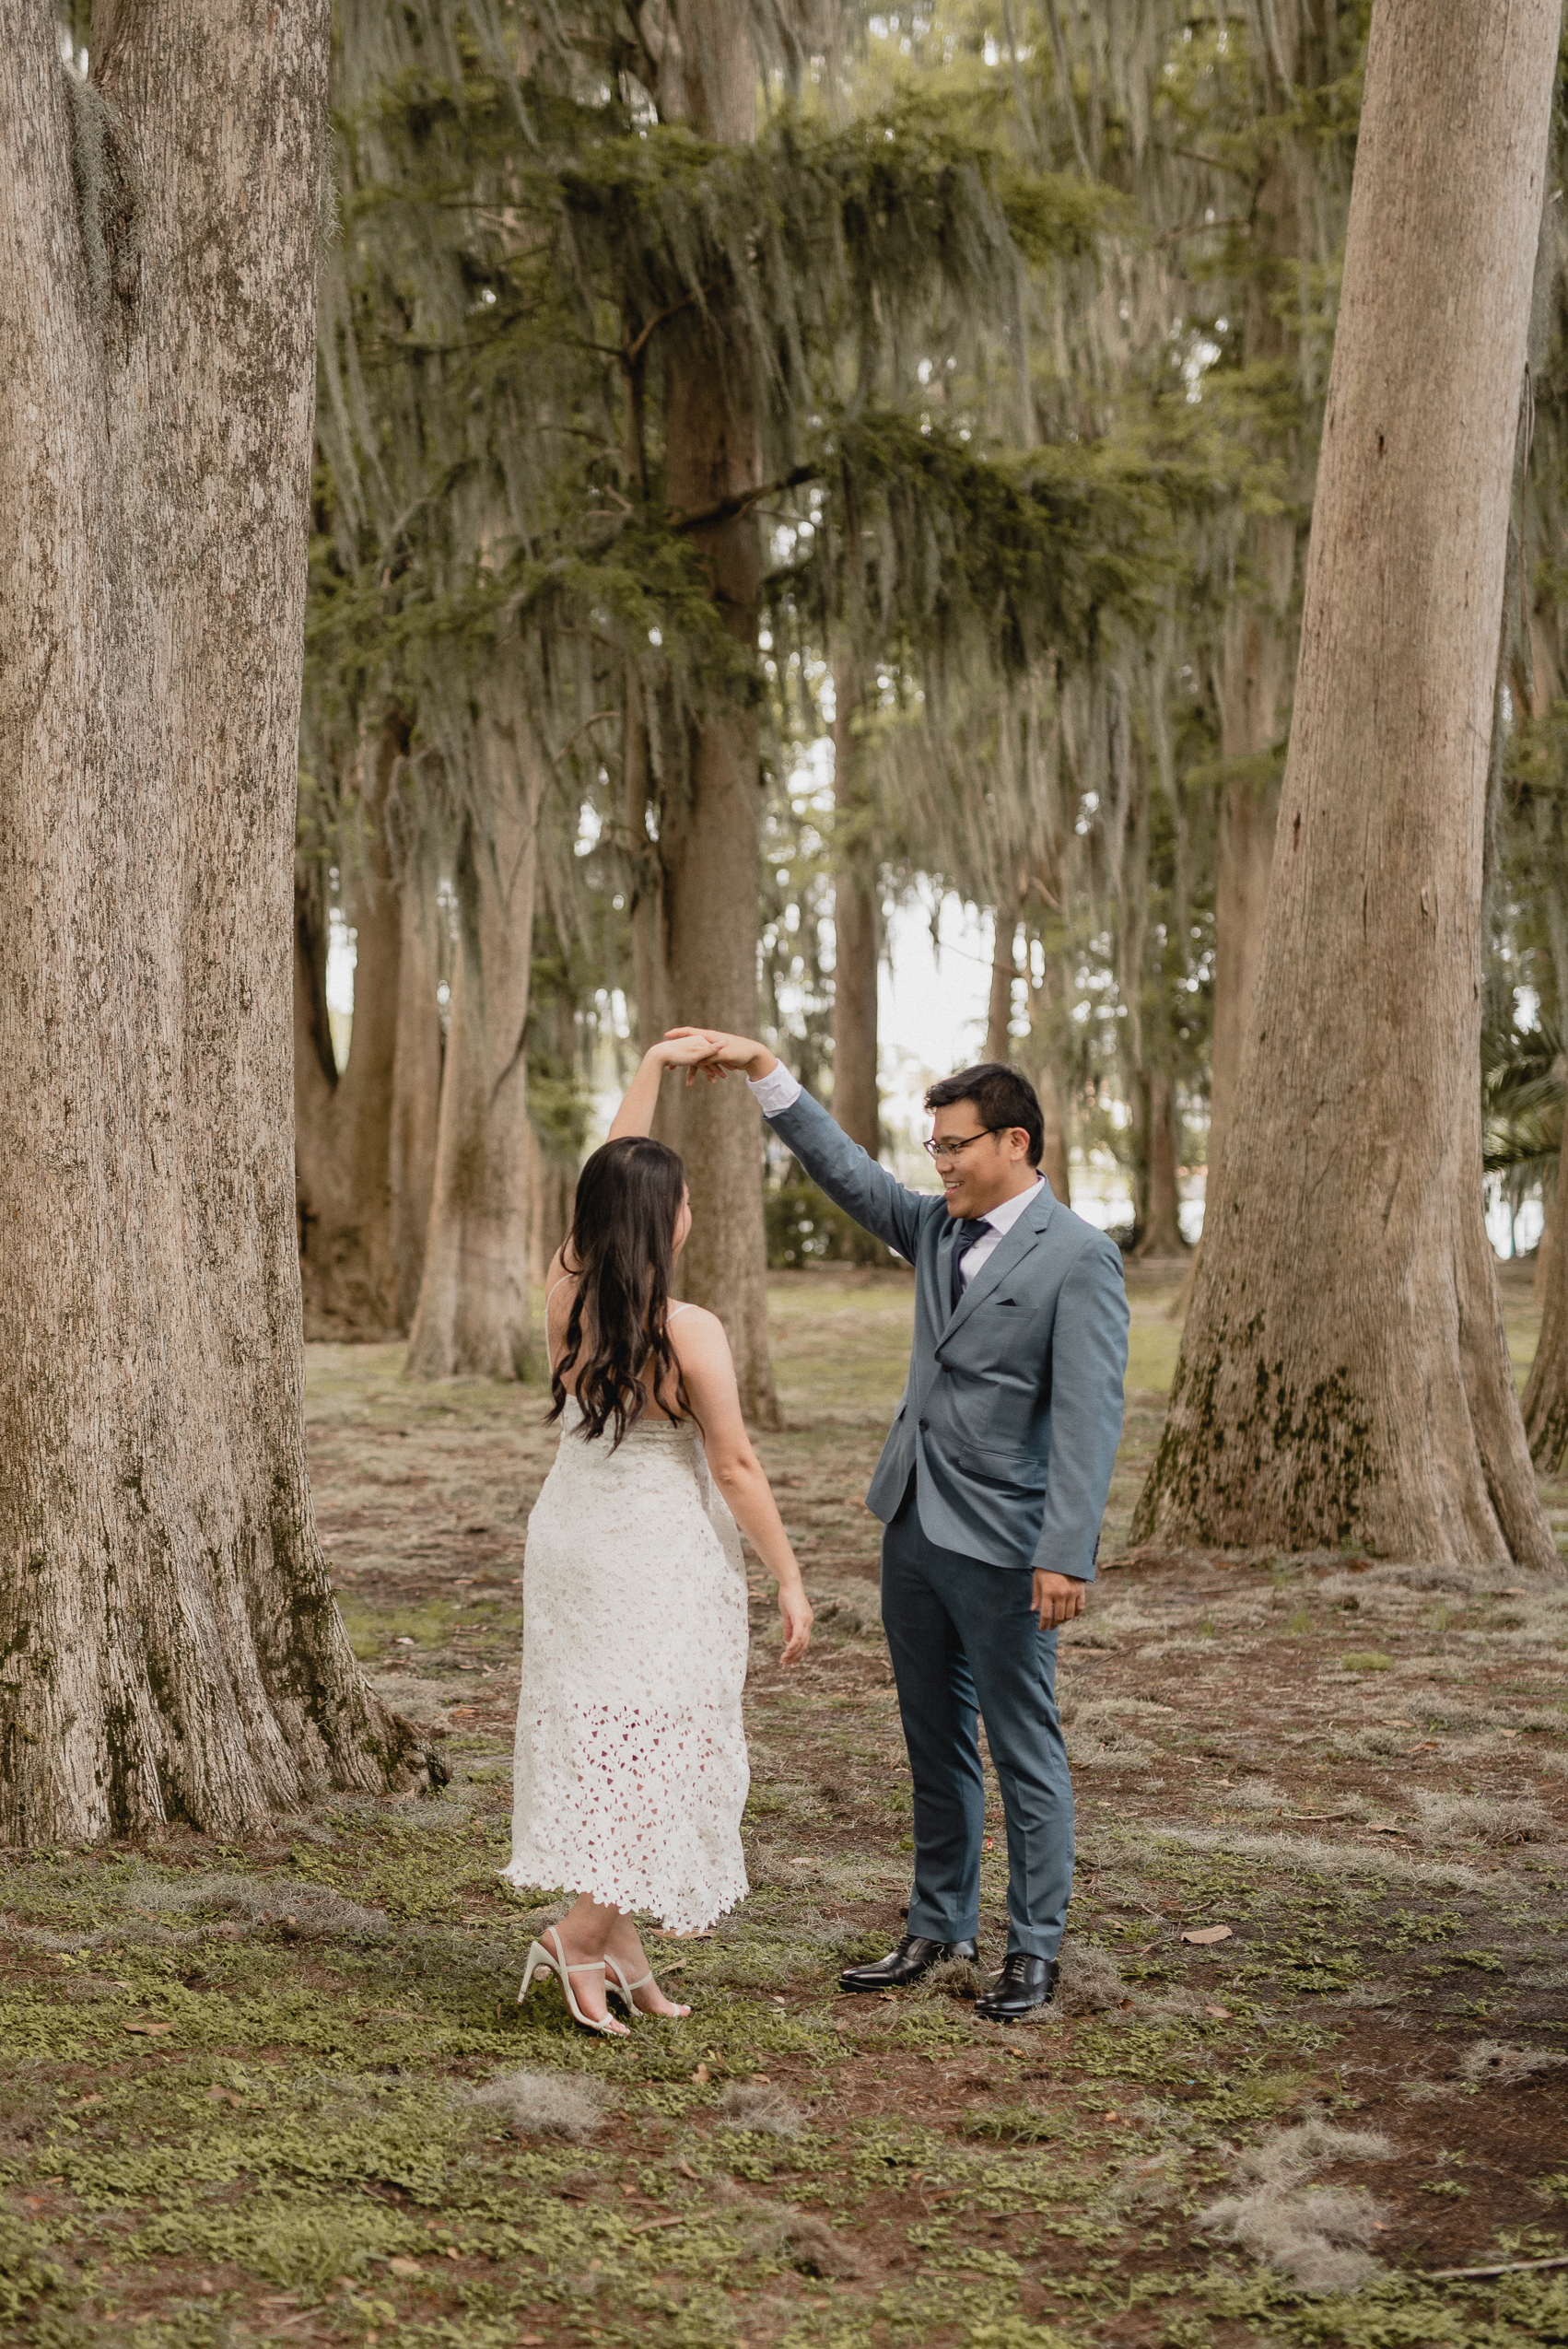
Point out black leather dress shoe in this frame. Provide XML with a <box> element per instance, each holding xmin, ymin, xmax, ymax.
<box><xmin>838</xmin><ymin>1934</ymin><xmax>979</xmax><ymax>1993</ymax></box>
<box><xmin>974</xmin><ymin>1952</ymin><xmax>1059</xmax><ymax>2023</ymax></box>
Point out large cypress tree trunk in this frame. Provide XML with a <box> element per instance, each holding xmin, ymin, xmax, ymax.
<box><xmin>0</xmin><ymin>3</ymin><xmax>427</xmax><ymax>1842</ymax></box>
<box><xmin>830</xmin><ymin>664</ymin><xmax>881</xmax><ymax>1157</ymax></box>
<box><xmin>294</xmin><ymin>858</ymin><xmax>340</xmax><ymax>1273</ymax></box>
<box><xmin>404</xmin><ymin>721</ymin><xmax>540</xmax><ymax>1381</ymax></box>
<box><xmin>296</xmin><ymin>717</ymin><xmax>408</xmax><ymax>1334</ymax></box>
<box><xmin>1132</xmin><ymin>0</ymin><xmax>1561</xmax><ymax>1569</ymax></box>
<box><xmin>653</xmin><ymin>3</ymin><xmax>778</xmax><ymax>1424</ymax></box>
<box><xmin>1134</xmin><ymin>1070</ymin><xmax>1188</xmax><ymax>1261</ymax></box>
<box><xmin>1209</xmin><ymin>529</ymin><xmax>1293</xmax><ymax>1168</ymax></box>
<box><xmin>1523</xmin><ymin>1098</ymin><xmax>1568</xmax><ymax>1467</ymax></box>
<box><xmin>985</xmin><ymin>907</ymin><xmax>1019</xmax><ymax>1063</ymax></box>
<box><xmin>389</xmin><ymin>865</ymin><xmax>444</xmax><ymax>1331</ymax></box>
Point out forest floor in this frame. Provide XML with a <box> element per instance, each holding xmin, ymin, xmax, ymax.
<box><xmin>4</xmin><ymin>1265</ymin><xmax>1568</xmax><ymax>2349</ymax></box>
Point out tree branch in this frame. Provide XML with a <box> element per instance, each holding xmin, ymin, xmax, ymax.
<box><xmin>668</xmin><ymin>464</ymin><xmax>819</xmax><ymax>533</ymax></box>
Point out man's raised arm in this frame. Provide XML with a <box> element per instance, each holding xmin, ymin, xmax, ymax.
<box><xmin>670</xmin><ymin>1028</ymin><xmax>932</xmax><ymax>1264</ymax></box>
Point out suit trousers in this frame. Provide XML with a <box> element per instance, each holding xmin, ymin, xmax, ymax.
<box><xmin>880</xmin><ymin>1475</ymin><xmax>1073</xmax><ymax>1960</ymax></box>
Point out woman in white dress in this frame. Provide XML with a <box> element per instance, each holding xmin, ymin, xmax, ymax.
<box><xmin>504</xmin><ymin>1036</ymin><xmax>813</xmax><ymax>2035</ymax></box>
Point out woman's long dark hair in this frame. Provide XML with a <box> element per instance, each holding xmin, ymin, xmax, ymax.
<box><xmin>547</xmin><ymin>1137</ymin><xmax>694</xmax><ymax>1446</ymax></box>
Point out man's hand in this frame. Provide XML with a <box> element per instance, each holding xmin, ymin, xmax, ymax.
<box><xmin>665</xmin><ymin>1026</ymin><xmax>777</xmax><ymax>1082</ymax></box>
<box><xmin>1032</xmin><ymin>1570</ymin><xmax>1086</xmax><ymax>1630</ymax></box>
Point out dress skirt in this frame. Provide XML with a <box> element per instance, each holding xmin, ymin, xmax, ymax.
<box><xmin>502</xmin><ymin>1404</ymin><xmax>751</xmax><ymax>1934</ymax></box>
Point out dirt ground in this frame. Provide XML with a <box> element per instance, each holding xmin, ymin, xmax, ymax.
<box><xmin>3</xmin><ymin>1262</ymin><xmax>1566</xmax><ymax>2349</ymax></box>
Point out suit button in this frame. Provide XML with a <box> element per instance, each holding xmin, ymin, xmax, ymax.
<box><xmin>918</xmin><ymin>1418</ymin><xmax>929</xmax><ymax>1432</ymax></box>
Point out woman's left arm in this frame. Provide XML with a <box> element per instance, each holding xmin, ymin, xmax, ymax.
<box><xmin>608</xmin><ymin>1037</ymin><xmax>724</xmax><ymax>1140</ymax></box>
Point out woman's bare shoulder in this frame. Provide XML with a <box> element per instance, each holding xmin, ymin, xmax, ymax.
<box><xmin>665</xmin><ymin>1302</ymin><xmax>729</xmax><ymax>1350</ymax></box>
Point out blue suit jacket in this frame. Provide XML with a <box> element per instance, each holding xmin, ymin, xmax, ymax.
<box><xmin>766</xmin><ymin>1087</ymin><xmax>1129</xmax><ymax>1579</ymax></box>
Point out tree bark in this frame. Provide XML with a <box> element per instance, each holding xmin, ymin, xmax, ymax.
<box><xmin>404</xmin><ymin>718</ymin><xmax>540</xmax><ymax>1381</ymax></box>
<box><xmin>650</xmin><ymin>1</ymin><xmax>778</xmax><ymax>1424</ymax></box>
<box><xmin>294</xmin><ymin>857</ymin><xmax>339</xmax><ymax>1268</ymax></box>
<box><xmin>296</xmin><ymin>717</ymin><xmax>409</xmax><ymax>1335</ymax></box>
<box><xmin>1134</xmin><ymin>1069</ymin><xmax>1188</xmax><ymax>1260</ymax></box>
<box><xmin>389</xmin><ymin>858</ymin><xmax>444</xmax><ymax>1330</ymax></box>
<box><xmin>0</xmin><ymin>3</ymin><xmax>429</xmax><ymax>1842</ymax></box>
<box><xmin>1132</xmin><ymin>0</ymin><xmax>1561</xmax><ymax>1570</ymax></box>
<box><xmin>985</xmin><ymin>912</ymin><xmax>1019</xmax><ymax>1064</ymax></box>
<box><xmin>1036</xmin><ymin>1057</ymin><xmax>1071</xmax><ymax>1207</ymax></box>
<box><xmin>831</xmin><ymin>662</ymin><xmax>881</xmax><ymax>1157</ymax></box>
<box><xmin>1523</xmin><ymin>1103</ymin><xmax>1568</xmax><ymax>1467</ymax></box>
<box><xmin>1209</xmin><ymin>526</ymin><xmax>1293</xmax><ymax>1171</ymax></box>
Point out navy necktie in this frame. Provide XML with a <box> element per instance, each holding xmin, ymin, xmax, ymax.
<box><xmin>949</xmin><ymin>1218</ymin><xmax>989</xmax><ymax>1311</ymax></box>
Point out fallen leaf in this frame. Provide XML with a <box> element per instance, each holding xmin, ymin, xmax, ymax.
<box><xmin>206</xmin><ymin>2086</ymin><xmax>245</xmax><ymax>2107</ymax></box>
<box><xmin>676</xmin><ymin>2160</ymin><xmax>697</xmax><ymax>2180</ymax></box>
<box><xmin>123</xmin><ymin>2020</ymin><xmax>176</xmax><ymax>2037</ymax></box>
<box><xmin>387</xmin><ymin>2257</ymin><xmax>422</xmax><ymax>2277</ymax></box>
<box><xmin>1366</xmin><ymin>1824</ymin><xmax>1404</xmax><ymax>1836</ymax></box>
<box><xmin>1203</xmin><ymin>2004</ymin><xmax>1232</xmax><ymax>2019</ymax></box>
<box><xmin>1501</xmin><ymin>1586</ymin><xmax>1527</xmax><ymax>1596</ymax></box>
<box><xmin>1103</xmin><ymin>2109</ymin><xmax>1121</xmax><ymax>2121</ymax></box>
<box><xmin>1179</xmin><ymin>1925</ymin><xmax>1233</xmax><ymax>1946</ymax></box>
<box><xmin>690</xmin><ymin>2062</ymin><xmax>710</xmax><ymax>2085</ymax></box>
<box><xmin>444</xmin><ymin>2246</ymin><xmax>460</xmax><ymax>2261</ymax></box>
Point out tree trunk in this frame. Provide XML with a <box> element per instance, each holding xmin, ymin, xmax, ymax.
<box><xmin>1134</xmin><ymin>1070</ymin><xmax>1188</xmax><ymax>1259</ymax></box>
<box><xmin>389</xmin><ymin>860</ymin><xmax>444</xmax><ymax>1330</ymax></box>
<box><xmin>651</xmin><ymin>3</ymin><xmax>778</xmax><ymax>1424</ymax></box>
<box><xmin>296</xmin><ymin>717</ymin><xmax>408</xmax><ymax>1335</ymax></box>
<box><xmin>831</xmin><ymin>662</ymin><xmax>881</xmax><ymax>1156</ymax></box>
<box><xmin>1036</xmin><ymin>1057</ymin><xmax>1071</xmax><ymax>1206</ymax></box>
<box><xmin>1132</xmin><ymin>0</ymin><xmax>1561</xmax><ymax>1570</ymax></box>
<box><xmin>985</xmin><ymin>912</ymin><xmax>1018</xmax><ymax>1064</ymax></box>
<box><xmin>1209</xmin><ymin>525</ymin><xmax>1293</xmax><ymax>1173</ymax></box>
<box><xmin>405</xmin><ymin>718</ymin><xmax>540</xmax><ymax>1380</ymax></box>
<box><xmin>0</xmin><ymin>3</ymin><xmax>428</xmax><ymax>1842</ymax></box>
<box><xmin>294</xmin><ymin>857</ymin><xmax>339</xmax><ymax>1270</ymax></box>
<box><xmin>1029</xmin><ymin>940</ymin><xmax>1072</xmax><ymax>1206</ymax></box>
<box><xmin>1524</xmin><ymin>1108</ymin><xmax>1568</xmax><ymax>1464</ymax></box>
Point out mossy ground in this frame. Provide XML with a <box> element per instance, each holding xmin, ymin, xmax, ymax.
<box><xmin>3</xmin><ymin>1264</ymin><xmax>1566</xmax><ymax>2347</ymax></box>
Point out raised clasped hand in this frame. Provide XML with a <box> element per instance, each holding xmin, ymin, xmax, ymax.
<box><xmin>656</xmin><ymin>1031</ymin><xmax>726</xmax><ymax>1078</ymax></box>
<box><xmin>664</xmin><ymin>1025</ymin><xmax>748</xmax><ymax>1083</ymax></box>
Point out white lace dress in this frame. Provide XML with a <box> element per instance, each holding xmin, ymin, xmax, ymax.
<box><xmin>503</xmin><ymin>1389</ymin><xmax>752</xmax><ymax>1934</ymax></box>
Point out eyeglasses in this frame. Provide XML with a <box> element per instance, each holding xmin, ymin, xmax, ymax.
<box><xmin>922</xmin><ymin>1128</ymin><xmax>998</xmax><ymax>1163</ymax></box>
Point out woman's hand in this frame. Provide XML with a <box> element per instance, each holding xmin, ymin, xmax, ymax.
<box><xmin>656</xmin><ymin>1033</ymin><xmax>723</xmax><ymax>1076</ymax></box>
<box><xmin>778</xmin><ymin>1576</ymin><xmax>813</xmax><ymax>1665</ymax></box>
<box><xmin>608</xmin><ymin>1035</ymin><xmax>725</xmax><ymax>1139</ymax></box>
<box><xmin>665</xmin><ymin>1026</ymin><xmax>777</xmax><ymax>1081</ymax></box>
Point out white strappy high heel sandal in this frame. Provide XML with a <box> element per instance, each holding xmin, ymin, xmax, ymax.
<box><xmin>605</xmin><ymin>1952</ymin><xmax>692</xmax><ymax>2022</ymax></box>
<box><xmin>518</xmin><ymin>1925</ymin><xmax>629</xmax><ymax>2037</ymax></box>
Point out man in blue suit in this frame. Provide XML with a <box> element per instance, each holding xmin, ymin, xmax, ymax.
<box><xmin>678</xmin><ymin>1031</ymin><xmax>1129</xmax><ymax>2021</ymax></box>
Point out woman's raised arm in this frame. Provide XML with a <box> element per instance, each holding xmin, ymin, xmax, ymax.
<box><xmin>607</xmin><ymin>1036</ymin><xmax>726</xmax><ymax>1141</ymax></box>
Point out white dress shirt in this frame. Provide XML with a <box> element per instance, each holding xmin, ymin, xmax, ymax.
<box><xmin>747</xmin><ymin>1062</ymin><xmax>1044</xmax><ymax>1290</ymax></box>
<box><xmin>953</xmin><ymin>1175</ymin><xmax>1046</xmax><ymax>1290</ymax></box>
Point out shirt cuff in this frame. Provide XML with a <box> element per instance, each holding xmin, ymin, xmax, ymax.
<box><xmin>748</xmin><ymin>1063</ymin><xmax>802</xmax><ymax>1116</ymax></box>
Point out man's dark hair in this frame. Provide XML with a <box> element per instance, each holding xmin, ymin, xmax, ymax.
<box><xmin>924</xmin><ymin>1063</ymin><xmax>1044</xmax><ymax>1168</ymax></box>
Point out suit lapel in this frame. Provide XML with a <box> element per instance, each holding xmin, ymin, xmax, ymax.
<box><xmin>939</xmin><ymin>1184</ymin><xmax>1056</xmax><ymax>1342</ymax></box>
